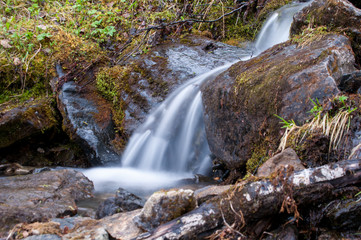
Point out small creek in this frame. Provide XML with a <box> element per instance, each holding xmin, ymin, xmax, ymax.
<box><xmin>80</xmin><ymin>1</ymin><xmax>312</xmax><ymax>197</ymax></box>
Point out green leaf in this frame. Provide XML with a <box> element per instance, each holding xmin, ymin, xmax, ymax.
<box><xmin>37</xmin><ymin>32</ymin><xmax>52</xmax><ymax>41</ymax></box>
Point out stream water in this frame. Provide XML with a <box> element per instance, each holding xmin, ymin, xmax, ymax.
<box><xmin>82</xmin><ymin>1</ymin><xmax>311</xmax><ymax>196</ymax></box>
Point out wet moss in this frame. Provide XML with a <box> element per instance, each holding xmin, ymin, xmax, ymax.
<box><xmin>96</xmin><ymin>65</ymin><xmax>132</xmax><ymax>135</ymax></box>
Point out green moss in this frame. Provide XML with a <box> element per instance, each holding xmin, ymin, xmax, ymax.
<box><xmin>258</xmin><ymin>0</ymin><xmax>292</xmax><ymax>20</ymax></box>
<box><xmin>246</xmin><ymin>145</ymin><xmax>268</xmax><ymax>175</ymax></box>
<box><xmin>96</xmin><ymin>65</ymin><xmax>132</xmax><ymax>134</ymax></box>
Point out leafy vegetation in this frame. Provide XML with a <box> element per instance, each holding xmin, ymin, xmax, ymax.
<box><xmin>0</xmin><ymin>0</ymin><xmax>294</xmax><ymax>105</ymax></box>
<box><xmin>277</xmin><ymin>95</ymin><xmax>358</xmax><ymax>157</ymax></box>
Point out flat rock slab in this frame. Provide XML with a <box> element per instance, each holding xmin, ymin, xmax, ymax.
<box><xmin>0</xmin><ymin>169</ymin><xmax>94</xmax><ymax>237</ymax></box>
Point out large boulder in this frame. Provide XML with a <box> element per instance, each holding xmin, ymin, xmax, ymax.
<box><xmin>290</xmin><ymin>0</ymin><xmax>361</xmax><ymax>66</ymax></box>
<box><xmin>202</xmin><ymin>33</ymin><xmax>356</xmax><ymax>171</ymax></box>
<box><xmin>0</xmin><ymin>169</ymin><xmax>94</xmax><ymax>237</ymax></box>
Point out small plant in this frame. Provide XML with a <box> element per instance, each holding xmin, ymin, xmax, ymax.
<box><xmin>309</xmin><ymin>98</ymin><xmax>323</xmax><ymax>118</ymax></box>
<box><xmin>274</xmin><ymin>114</ymin><xmax>296</xmax><ymax>129</ymax></box>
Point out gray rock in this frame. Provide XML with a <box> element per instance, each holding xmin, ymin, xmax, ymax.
<box><xmin>291</xmin><ymin>0</ymin><xmax>361</xmax><ymax>66</ymax></box>
<box><xmin>61</xmin><ymin>210</ymin><xmax>142</xmax><ymax>240</ymax></box>
<box><xmin>256</xmin><ymin>148</ymin><xmax>305</xmax><ymax>177</ymax></box>
<box><xmin>264</xmin><ymin>224</ymin><xmax>298</xmax><ymax>240</ymax></box>
<box><xmin>96</xmin><ymin>188</ymin><xmax>144</xmax><ymax>219</ymax></box>
<box><xmin>134</xmin><ymin>189</ymin><xmax>196</xmax><ymax>231</ymax></box>
<box><xmin>57</xmin><ymin>80</ymin><xmax>119</xmax><ymax>166</ymax></box>
<box><xmin>23</xmin><ymin>234</ymin><xmax>62</xmax><ymax>240</ymax></box>
<box><xmin>0</xmin><ymin>169</ymin><xmax>94</xmax><ymax>237</ymax></box>
<box><xmin>194</xmin><ymin>185</ymin><xmax>232</xmax><ymax>205</ymax></box>
<box><xmin>337</xmin><ymin>71</ymin><xmax>361</xmax><ymax>93</ymax></box>
<box><xmin>321</xmin><ymin>197</ymin><xmax>361</xmax><ymax>230</ymax></box>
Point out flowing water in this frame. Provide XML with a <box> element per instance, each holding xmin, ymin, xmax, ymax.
<box><xmin>83</xmin><ymin>1</ymin><xmax>312</xmax><ymax>196</ymax></box>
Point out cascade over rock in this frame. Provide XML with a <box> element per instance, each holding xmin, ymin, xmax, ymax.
<box><xmin>122</xmin><ymin>35</ymin><xmax>245</xmax><ymax>133</ymax></box>
<box><xmin>202</xmin><ymin>33</ymin><xmax>356</xmax><ymax>171</ymax></box>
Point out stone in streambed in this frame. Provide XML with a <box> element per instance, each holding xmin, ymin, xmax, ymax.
<box><xmin>0</xmin><ymin>169</ymin><xmax>93</xmax><ymax>237</ymax></box>
<box><xmin>95</xmin><ymin>187</ymin><xmax>144</xmax><ymax>219</ymax></box>
<box><xmin>60</xmin><ymin>210</ymin><xmax>142</xmax><ymax>240</ymax></box>
<box><xmin>134</xmin><ymin>189</ymin><xmax>196</xmax><ymax>232</ymax></box>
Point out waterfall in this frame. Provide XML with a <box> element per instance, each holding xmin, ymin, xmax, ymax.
<box><xmin>82</xmin><ymin>1</ymin><xmax>312</xmax><ymax>195</ymax></box>
<box><xmin>254</xmin><ymin>1</ymin><xmax>311</xmax><ymax>54</ymax></box>
<box><xmin>121</xmin><ymin>63</ymin><xmax>235</xmax><ymax>174</ymax></box>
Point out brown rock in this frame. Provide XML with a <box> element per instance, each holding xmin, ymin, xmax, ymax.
<box><xmin>0</xmin><ymin>98</ymin><xmax>58</xmax><ymax>149</ymax></box>
<box><xmin>290</xmin><ymin>0</ymin><xmax>361</xmax><ymax>66</ymax></box>
<box><xmin>202</xmin><ymin>34</ymin><xmax>356</xmax><ymax>172</ymax></box>
<box><xmin>256</xmin><ymin>148</ymin><xmax>305</xmax><ymax>177</ymax></box>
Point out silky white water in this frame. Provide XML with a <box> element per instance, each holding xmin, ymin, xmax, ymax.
<box><xmin>82</xmin><ymin>1</ymin><xmax>312</xmax><ymax>195</ymax></box>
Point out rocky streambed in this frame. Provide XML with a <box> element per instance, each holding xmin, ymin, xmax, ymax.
<box><xmin>1</xmin><ymin>0</ymin><xmax>361</xmax><ymax>239</ymax></box>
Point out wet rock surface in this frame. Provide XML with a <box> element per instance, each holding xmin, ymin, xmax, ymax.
<box><xmin>134</xmin><ymin>188</ymin><xmax>196</xmax><ymax>232</ymax></box>
<box><xmin>337</xmin><ymin>71</ymin><xmax>361</xmax><ymax>93</ymax></box>
<box><xmin>123</xmin><ymin>35</ymin><xmax>250</xmax><ymax>133</ymax></box>
<box><xmin>57</xmin><ymin>80</ymin><xmax>118</xmax><ymax>166</ymax></box>
<box><xmin>0</xmin><ymin>169</ymin><xmax>93</xmax><ymax>237</ymax></box>
<box><xmin>319</xmin><ymin>197</ymin><xmax>361</xmax><ymax>230</ymax></box>
<box><xmin>202</xmin><ymin>33</ymin><xmax>355</xmax><ymax>171</ymax></box>
<box><xmin>95</xmin><ymin>187</ymin><xmax>144</xmax><ymax>219</ymax></box>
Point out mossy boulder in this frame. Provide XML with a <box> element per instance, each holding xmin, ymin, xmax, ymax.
<box><xmin>0</xmin><ymin>98</ymin><xmax>58</xmax><ymax>149</ymax></box>
<box><xmin>290</xmin><ymin>0</ymin><xmax>361</xmax><ymax>66</ymax></box>
<box><xmin>202</xmin><ymin>34</ymin><xmax>356</xmax><ymax>172</ymax></box>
